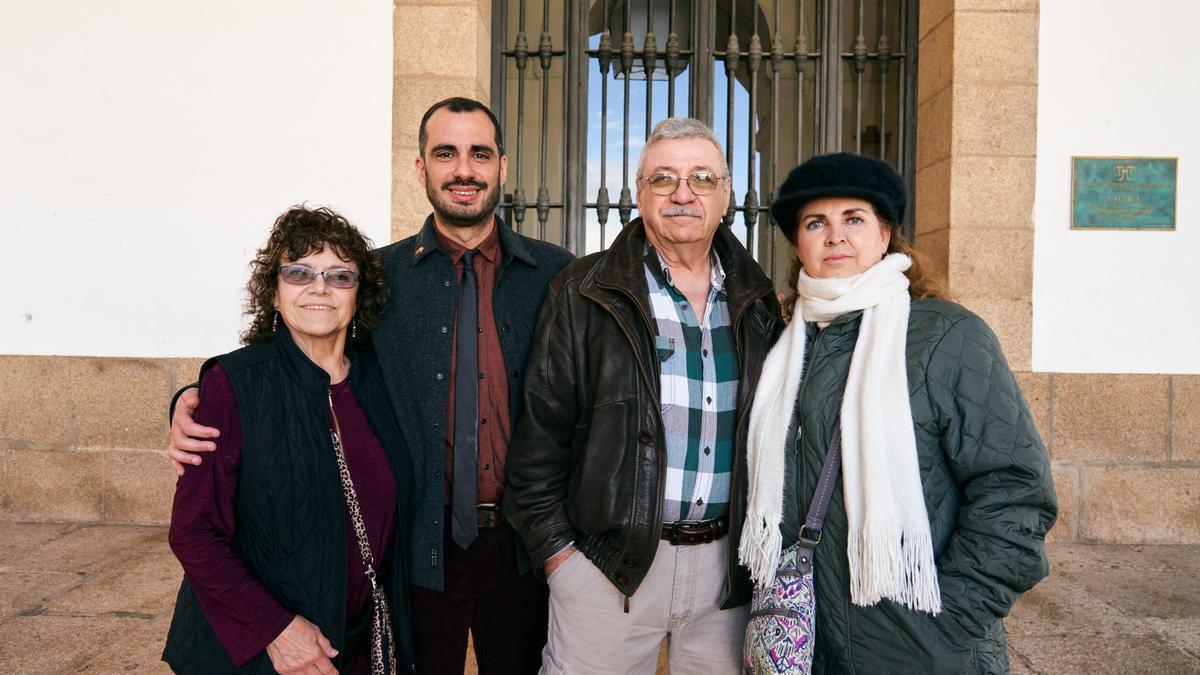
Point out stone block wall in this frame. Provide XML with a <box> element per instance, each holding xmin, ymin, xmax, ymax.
<box><xmin>0</xmin><ymin>355</ymin><xmax>198</xmax><ymax>525</ymax></box>
<box><xmin>3</xmin><ymin>354</ymin><xmax>1196</xmax><ymax>547</ymax></box>
<box><xmin>391</xmin><ymin>0</ymin><xmax>493</xmax><ymax>242</ymax></box>
<box><xmin>1022</xmin><ymin>373</ymin><xmax>1200</xmax><ymax>545</ymax></box>
<box><xmin>915</xmin><ymin>0</ymin><xmax>1040</xmax><ymax>371</ymax></box>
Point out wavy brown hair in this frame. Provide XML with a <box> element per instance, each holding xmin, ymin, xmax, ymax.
<box><xmin>242</xmin><ymin>205</ymin><xmax>387</xmax><ymax>345</ymax></box>
<box><xmin>781</xmin><ymin>215</ymin><xmax>949</xmax><ymax>322</ymax></box>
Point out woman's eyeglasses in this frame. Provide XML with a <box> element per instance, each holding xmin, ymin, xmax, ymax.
<box><xmin>278</xmin><ymin>264</ymin><xmax>359</xmax><ymax>289</ymax></box>
<box><xmin>640</xmin><ymin>171</ymin><xmax>726</xmax><ymax>196</ymax></box>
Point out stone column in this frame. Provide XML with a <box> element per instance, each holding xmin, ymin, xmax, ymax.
<box><xmin>392</xmin><ymin>0</ymin><xmax>493</xmax><ymax>242</ymax></box>
<box><xmin>914</xmin><ymin>0</ymin><xmax>1039</xmax><ymax>370</ymax></box>
<box><xmin>914</xmin><ymin>2</ymin><xmax>1200</xmax><ymax>549</ymax></box>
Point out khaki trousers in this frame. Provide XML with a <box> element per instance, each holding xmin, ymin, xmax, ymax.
<box><xmin>540</xmin><ymin>538</ymin><xmax>749</xmax><ymax>674</ymax></box>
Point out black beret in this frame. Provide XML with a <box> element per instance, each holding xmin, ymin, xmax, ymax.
<box><xmin>770</xmin><ymin>153</ymin><xmax>907</xmax><ymax>242</ymax></box>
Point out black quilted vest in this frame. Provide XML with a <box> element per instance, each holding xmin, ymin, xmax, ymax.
<box><xmin>162</xmin><ymin>330</ymin><xmax>415</xmax><ymax>674</ymax></box>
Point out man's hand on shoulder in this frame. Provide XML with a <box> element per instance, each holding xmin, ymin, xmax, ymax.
<box><xmin>166</xmin><ymin>387</ymin><xmax>219</xmax><ymax>476</ymax></box>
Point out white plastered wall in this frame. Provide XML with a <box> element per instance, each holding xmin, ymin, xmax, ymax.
<box><xmin>1</xmin><ymin>1</ymin><xmax>392</xmax><ymax>358</ymax></box>
<box><xmin>1034</xmin><ymin>1</ymin><xmax>1200</xmax><ymax>374</ymax></box>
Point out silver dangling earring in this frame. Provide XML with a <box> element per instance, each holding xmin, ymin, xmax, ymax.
<box><xmin>351</xmin><ymin>318</ymin><xmax>357</xmax><ymax>340</ymax></box>
<box><xmin>272</xmin><ymin>311</ymin><xmax>279</xmax><ymax>333</ymax></box>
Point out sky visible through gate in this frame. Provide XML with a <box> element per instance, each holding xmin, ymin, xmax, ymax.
<box><xmin>584</xmin><ymin>33</ymin><xmax>762</xmax><ymax>255</ymax></box>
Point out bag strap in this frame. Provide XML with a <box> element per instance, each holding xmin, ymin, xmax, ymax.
<box><xmin>328</xmin><ymin>391</ymin><xmax>396</xmax><ymax>675</ymax></box>
<box><xmin>799</xmin><ymin>421</ymin><xmax>843</xmax><ymax>547</ymax></box>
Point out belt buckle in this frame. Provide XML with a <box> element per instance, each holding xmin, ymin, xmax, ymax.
<box><xmin>664</xmin><ymin>518</ymin><xmax>720</xmax><ymax>546</ymax></box>
<box><xmin>684</xmin><ymin>521</ymin><xmax>715</xmax><ymax>545</ymax></box>
<box><xmin>476</xmin><ymin>503</ymin><xmax>504</xmax><ymax>529</ymax></box>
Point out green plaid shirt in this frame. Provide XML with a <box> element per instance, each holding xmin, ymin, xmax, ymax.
<box><xmin>644</xmin><ymin>246</ymin><xmax>740</xmax><ymax>523</ymax></box>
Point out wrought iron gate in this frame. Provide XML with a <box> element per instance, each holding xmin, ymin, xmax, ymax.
<box><xmin>491</xmin><ymin>0</ymin><xmax>917</xmax><ymax>284</ymax></box>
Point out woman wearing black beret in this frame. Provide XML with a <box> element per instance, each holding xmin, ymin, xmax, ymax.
<box><xmin>740</xmin><ymin>153</ymin><xmax>1057</xmax><ymax>673</ymax></box>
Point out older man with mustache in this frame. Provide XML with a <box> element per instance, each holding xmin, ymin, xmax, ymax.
<box><xmin>504</xmin><ymin>118</ymin><xmax>782</xmax><ymax>674</ymax></box>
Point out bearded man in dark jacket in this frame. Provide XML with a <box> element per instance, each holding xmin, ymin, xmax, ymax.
<box><xmin>504</xmin><ymin>118</ymin><xmax>782</xmax><ymax>674</ymax></box>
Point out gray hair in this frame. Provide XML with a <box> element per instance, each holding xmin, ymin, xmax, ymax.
<box><xmin>637</xmin><ymin>117</ymin><xmax>730</xmax><ymax>178</ymax></box>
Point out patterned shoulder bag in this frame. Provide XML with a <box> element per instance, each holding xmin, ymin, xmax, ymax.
<box><xmin>743</xmin><ymin>423</ymin><xmax>842</xmax><ymax>675</ymax></box>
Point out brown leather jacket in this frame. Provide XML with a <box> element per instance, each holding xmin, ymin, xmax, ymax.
<box><xmin>504</xmin><ymin>219</ymin><xmax>782</xmax><ymax>607</ymax></box>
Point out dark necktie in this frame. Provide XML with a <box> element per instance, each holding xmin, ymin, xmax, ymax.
<box><xmin>451</xmin><ymin>249</ymin><xmax>480</xmax><ymax>550</ymax></box>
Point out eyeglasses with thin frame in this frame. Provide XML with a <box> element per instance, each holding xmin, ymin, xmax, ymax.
<box><xmin>639</xmin><ymin>171</ymin><xmax>726</xmax><ymax>196</ymax></box>
<box><xmin>278</xmin><ymin>264</ymin><xmax>359</xmax><ymax>289</ymax></box>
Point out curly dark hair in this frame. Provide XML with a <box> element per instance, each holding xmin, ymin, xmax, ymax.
<box><xmin>242</xmin><ymin>205</ymin><xmax>388</xmax><ymax>345</ymax></box>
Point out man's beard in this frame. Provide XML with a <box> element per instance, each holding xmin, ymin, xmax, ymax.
<box><xmin>426</xmin><ymin>178</ymin><xmax>502</xmax><ymax>229</ymax></box>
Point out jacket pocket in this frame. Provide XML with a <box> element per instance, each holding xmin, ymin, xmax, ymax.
<box><xmin>851</xmin><ymin>601</ymin><xmax>974</xmax><ymax>674</ymax></box>
<box><xmin>567</xmin><ymin>398</ymin><xmax>635</xmax><ymax>533</ymax></box>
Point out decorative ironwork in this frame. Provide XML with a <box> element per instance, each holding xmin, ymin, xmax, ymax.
<box><xmin>493</xmin><ymin>0</ymin><xmax>918</xmax><ymax>283</ymax></box>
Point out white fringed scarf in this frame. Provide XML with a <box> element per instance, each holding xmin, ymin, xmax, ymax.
<box><xmin>739</xmin><ymin>253</ymin><xmax>941</xmax><ymax>614</ymax></box>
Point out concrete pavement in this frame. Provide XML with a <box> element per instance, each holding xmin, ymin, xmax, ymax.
<box><xmin>1</xmin><ymin>522</ymin><xmax>1196</xmax><ymax>674</ymax></box>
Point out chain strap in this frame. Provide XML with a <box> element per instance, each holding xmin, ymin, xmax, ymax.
<box><xmin>328</xmin><ymin>391</ymin><xmax>397</xmax><ymax>675</ymax></box>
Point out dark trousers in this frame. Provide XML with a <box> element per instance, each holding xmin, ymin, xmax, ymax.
<box><xmin>410</xmin><ymin>521</ymin><xmax>548</xmax><ymax>674</ymax></box>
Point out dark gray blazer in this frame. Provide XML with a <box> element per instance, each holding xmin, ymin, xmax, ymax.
<box><xmin>373</xmin><ymin>214</ymin><xmax>573</xmax><ymax>591</ymax></box>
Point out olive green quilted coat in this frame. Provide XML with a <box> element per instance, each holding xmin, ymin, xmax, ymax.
<box><xmin>779</xmin><ymin>298</ymin><xmax>1057</xmax><ymax>674</ymax></box>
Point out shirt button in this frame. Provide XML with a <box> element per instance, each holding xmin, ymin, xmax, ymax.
<box><xmin>481</xmin><ymin>418</ymin><xmax>488</xmax><ymax>425</ymax></box>
<box><xmin>478</xmin><ymin>327</ymin><xmax>483</xmax><ymax>334</ymax></box>
<box><xmin>623</xmin><ymin>560</ymin><xmax>637</xmax><ymax>569</ymax></box>
<box><xmin>617</xmin><ymin>572</ymin><xmax>630</xmax><ymax>585</ymax></box>
<box><xmin>436</xmin><ymin>373</ymin><xmax>444</xmax><ymax>380</ymax></box>
<box><xmin>706</xmin><ymin>396</ymin><xmax>712</xmax><ymax>404</ymax></box>
<box><xmin>443</xmin><ymin>280</ymin><xmax>451</xmax><ymax>287</ymax></box>
<box><xmin>483</xmin><ymin>464</ymin><xmax>491</xmax><ymax>470</ymax></box>
<box><xmin>696</xmin><ymin>498</ymin><xmax>704</xmax><ymax>506</ymax></box>
<box><xmin>433</xmin><ymin>517</ymin><xmax>439</xmax><ymax>525</ymax></box>
<box><xmin>434</xmin><ymin>470</ymin><xmax>441</xmax><ymax>478</ymax></box>
<box><xmin>441</xmin><ymin>326</ymin><xmax>448</xmax><ymax>334</ymax></box>
<box><xmin>512</xmin><ymin>370</ymin><xmax>520</xmax><ymax>378</ymax></box>
<box><xmin>703</xmin><ymin>349</ymin><xmax>709</xmax><ymax>357</ymax></box>
<box><xmin>704</xmin><ymin>446</ymin><xmax>711</xmax><ymax>455</ymax></box>
<box><xmin>638</xmin><ymin>431</ymin><xmax>653</xmax><ymax>445</ymax></box>
<box><xmin>478</xmin><ymin>373</ymin><xmax>485</xmax><ymax>380</ymax></box>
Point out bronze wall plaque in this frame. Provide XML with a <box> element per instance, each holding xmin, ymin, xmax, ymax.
<box><xmin>1071</xmin><ymin>157</ymin><xmax>1177</xmax><ymax>231</ymax></box>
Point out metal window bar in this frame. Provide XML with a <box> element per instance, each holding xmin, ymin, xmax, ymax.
<box><xmin>492</xmin><ymin>0</ymin><xmax>916</xmax><ymax>282</ymax></box>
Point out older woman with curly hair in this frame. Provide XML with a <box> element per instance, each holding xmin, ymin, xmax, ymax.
<box><xmin>740</xmin><ymin>154</ymin><xmax>1056</xmax><ymax>673</ymax></box>
<box><xmin>162</xmin><ymin>206</ymin><xmax>413</xmax><ymax>675</ymax></box>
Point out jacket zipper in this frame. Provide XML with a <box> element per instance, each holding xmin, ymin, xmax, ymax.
<box><xmin>720</xmin><ymin>292</ymin><xmax>773</xmax><ymax>607</ymax></box>
<box><xmin>592</xmin><ymin>281</ymin><xmax>666</xmax><ymax>603</ymax></box>
<box><xmin>593</xmin><ymin>280</ymin><xmax>773</xmax><ymax>608</ymax></box>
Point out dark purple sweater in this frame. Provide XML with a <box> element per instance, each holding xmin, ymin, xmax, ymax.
<box><xmin>168</xmin><ymin>363</ymin><xmax>397</xmax><ymax>671</ymax></box>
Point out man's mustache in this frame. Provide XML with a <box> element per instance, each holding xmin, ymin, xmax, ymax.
<box><xmin>443</xmin><ymin>179</ymin><xmax>488</xmax><ymax>190</ymax></box>
<box><xmin>661</xmin><ymin>205</ymin><xmax>702</xmax><ymax>217</ymax></box>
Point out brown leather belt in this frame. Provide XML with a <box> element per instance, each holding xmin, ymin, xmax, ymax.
<box><xmin>476</xmin><ymin>503</ymin><xmax>506</xmax><ymax>529</ymax></box>
<box><xmin>660</xmin><ymin>517</ymin><xmax>728</xmax><ymax>545</ymax></box>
